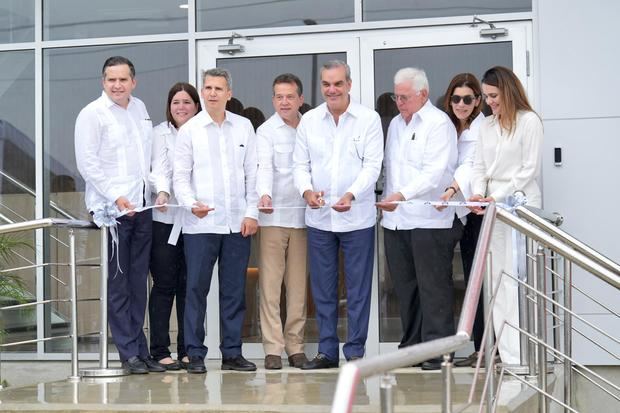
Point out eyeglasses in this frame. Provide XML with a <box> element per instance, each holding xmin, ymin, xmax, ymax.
<box><xmin>450</xmin><ymin>95</ymin><xmax>477</xmax><ymax>105</ymax></box>
<box><xmin>390</xmin><ymin>93</ymin><xmax>413</xmax><ymax>103</ymax></box>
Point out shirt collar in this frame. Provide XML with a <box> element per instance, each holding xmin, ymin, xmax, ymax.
<box><xmin>199</xmin><ymin>109</ymin><xmax>232</xmax><ymax>127</ymax></box>
<box><xmin>398</xmin><ymin>99</ymin><xmax>433</xmax><ymax>125</ymax></box>
<box><xmin>273</xmin><ymin>112</ymin><xmax>300</xmax><ymax>129</ymax></box>
<box><xmin>100</xmin><ymin>90</ymin><xmax>134</xmax><ymax>109</ymax></box>
<box><xmin>319</xmin><ymin>97</ymin><xmax>360</xmax><ymax>120</ymax></box>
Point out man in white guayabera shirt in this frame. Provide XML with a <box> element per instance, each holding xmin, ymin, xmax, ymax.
<box><xmin>256</xmin><ymin>73</ymin><xmax>309</xmax><ymax>370</ymax></box>
<box><xmin>75</xmin><ymin>56</ymin><xmax>164</xmax><ymax>374</ymax></box>
<box><xmin>376</xmin><ymin>67</ymin><xmax>461</xmax><ymax>371</ymax></box>
<box><xmin>173</xmin><ymin>68</ymin><xmax>258</xmax><ymax>374</ymax></box>
<box><xmin>294</xmin><ymin>60</ymin><xmax>383</xmax><ymax>369</ymax></box>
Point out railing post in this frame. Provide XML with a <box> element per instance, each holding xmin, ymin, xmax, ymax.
<box><xmin>441</xmin><ymin>353</ymin><xmax>453</xmax><ymax>413</ymax></box>
<box><xmin>536</xmin><ymin>244</ymin><xmax>548</xmax><ymax>413</ymax></box>
<box><xmin>380</xmin><ymin>373</ymin><xmax>395</xmax><ymax>413</ymax></box>
<box><xmin>100</xmin><ymin>227</ymin><xmax>109</xmax><ymax>368</ymax></box>
<box><xmin>483</xmin><ymin>250</ymin><xmax>495</xmax><ymax>413</ymax></box>
<box><xmin>68</xmin><ymin>229</ymin><xmax>79</xmax><ymax>380</ymax></box>
<box><xmin>527</xmin><ymin>240</ymin><xmax>538</xmax><ymax>378</ymax></box>
<box><xmin>520</xmin><ymin>236</ymin><xmax>533</xmax><ymax>370</ymax></box>
<box><xmin>550</xmin><ymin>250</ymin><xmax>561</xmax><ymax>360</ymax></box>
<box><xmin>563</xmin><ymin>259</ymin><xmax>573</xmax><ymax>412</ymax></box>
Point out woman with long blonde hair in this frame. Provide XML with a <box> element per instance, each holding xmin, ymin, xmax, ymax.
<box><xmin>469</xmin><ymin>66</ymin><xmax>543</xmax><ymax>365</ymax></box>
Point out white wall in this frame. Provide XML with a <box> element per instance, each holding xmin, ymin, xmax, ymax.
<box><xmin>536</xmin><ymin>0</ymin><xmax>620</xmax><ymax>364</ymax></box>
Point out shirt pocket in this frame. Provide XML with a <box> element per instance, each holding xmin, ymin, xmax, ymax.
<box><xmin>273</xmin><ymin>143</ymin><xmax>294</xmax><ymax>169</ymax></box>
<box><xmin>405</xmin><ymin>138</ymin><xmax>423</xmax><ymax>167</ymax></box>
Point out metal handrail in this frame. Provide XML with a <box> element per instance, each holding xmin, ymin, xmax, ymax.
<box><xmin>0</xmin><ymin>169</ymin><xmax>78</xmax><ymax>220</ymax></box>
<box><xmin>0</xmin><ymin>218</ymin><xmax>106</xmax><ymax>385</ymax></box>
<box><xmin>515</xmin><ymin>206</ymin><xmax>620</xmax><ymax>275</ymax></box>
<box><xmin>332</xmin><ymin>202</ymin><xmax>620</xmax><ymax>413</ymax></box>
<box><xmin>497</xmin><ymin>209</ymin><xmax>620</xmax><ymax>288</ymax></box>
<box><xmin>331</xmin><ymin>203</ymin><xmax>498</xmax><ymax>413</ymax></box>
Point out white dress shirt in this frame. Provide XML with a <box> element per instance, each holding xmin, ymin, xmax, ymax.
<box><xmin>173</xmin><ymin>110</ymin><xmax>259</xmax><ymax>235</ymax></box>
<box><xmin>293</xmin><ymin>100</ymin><xmax>383</xmax><ymax>232</ymax></box>
<box><xmin>453</xmin><ymin>112</ymin><xmax>485</xmax><ymax>219</ymax></box>
<box><xmin>75</xmin><ymin>91</ymin><xmax>152</xmax><ymax>212</ymax></box>
<box><xmin>256</xmin><ymin>113</ymin><xmax>305</xmax><ymax>228</ymax></box>
<box><xmin>381</xmin><ymin>99</ymin><xmax>458</xmax><ymax>230</ymax></box>
<box><xmin>149</xmin><ymin>121</ymin><xmax>178</xmax><ymax>224</ymax></box>
<box><xmin>471</xmin><ymin>110</ymin><xmax>543</xmax><ymax>207</ymax></box>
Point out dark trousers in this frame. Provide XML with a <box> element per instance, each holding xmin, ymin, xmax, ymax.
<box><xmin>107</xmin><ymin>210</ymin><xmax>152</xmax><ymax>362</ymax></box>
<box><xmin>148</xmin><ymin>221</ymin><xmax>187</xmax><ymax>360</ymax></box>
<box><xmin>460</xmin><ymin>213</ymin><xmax>485</xmax><ymax>351</ymax></box>
<box><xmin>183</xmin><ymin>232</ymin><xmax>251</xmax><ymax>359</ymax></box>
<box><xmin>307</xmin><ymin>226</ymin><xmax>374</xmax><ymax>361</ymax></box>
<box><xmin>384</xmin><ymin>218</ymin><xmax>463</xmax><ymax>348</ymax></box>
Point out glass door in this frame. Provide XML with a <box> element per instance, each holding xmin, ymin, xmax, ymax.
<box><xmin>196</xmin><ymin>34</ymin><xmax>361</xmax><ymax>359</ymax></box>
<box><xmin>358</xmin><ymin>22</ymin><xmax>532</xmax><ymax>353</ymax></box>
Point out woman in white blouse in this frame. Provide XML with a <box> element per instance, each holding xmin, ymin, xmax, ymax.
<box><xmin>438</xmin><ymin>73</ymin><xmax>486</xmax><ymax>367</ymax></box>
<box><xmin>469</xmin><ymin>66</ymin><xmax>543</xmax><ymax>365</ymax></box>
<box><xmin>148</xmin><ymin>82</ymin><xmax>201</xmax><ymax>370</ymax></box>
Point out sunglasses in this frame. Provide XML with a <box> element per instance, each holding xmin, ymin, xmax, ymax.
<box><xmin>450</xmin><ymin>95</ymin><xmax>477</xmax><ymax>105</ymax></box>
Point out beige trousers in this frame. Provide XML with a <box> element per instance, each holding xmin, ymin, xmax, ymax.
<box><xmin>258</xmin><ymin>226</ymin><xmax>308</xmax><ymax>356</ymax></box>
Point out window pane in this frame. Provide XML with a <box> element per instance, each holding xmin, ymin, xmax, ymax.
<box><xmin>43</xmin><ymin>0</ymin><xmax>189</xmax><ymax>40</ymax></box>
<box><xmin>197</xmin><ymin>0</ymin><xmax>353</xmax><ymax>31</ymax></box>
<box><xmin>0</xmin><ymin>0</ymin><xmax>35</xmax><ymax>43</ymax></box>
<box><xmin>43</xmin><ymin>42</ymin><xmax>188</xmax><ymax>352</ymax></box>
<box><xmin>373</xmin><ymin>42</ymin><xmax>512</xmax><ymax>342</ymax></box>
<box><xmin>0</xmin><ymin>50</ymin><xmax>37</xmax><ymax>352</ymax></box>
<box><xmin>364</xmin><ymin>0</ymin><xmax>531</xmax><ymax>22</ymax></box>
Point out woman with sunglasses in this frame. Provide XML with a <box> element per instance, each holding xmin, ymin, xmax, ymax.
<box><xmin>469</xmin><ymin>66</ymin><xmax>543</xmax><ymax>365</ymax></box>
<box><xmin>148</xmin><ymin>82</ymin><xmax>202</xmax><ymax>370</ymax></box>
<box><xmin>437</xmin><ymin>73</ymin><xmax>486</xmax><ymax>367</ymax></box>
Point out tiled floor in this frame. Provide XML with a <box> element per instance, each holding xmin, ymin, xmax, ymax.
<box><xmin>0</xmin><ymin>360</ymin><xmax>534</xmax><ymax>413</ymax></box>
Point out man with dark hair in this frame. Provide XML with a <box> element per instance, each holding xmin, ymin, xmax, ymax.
<box><xmin>256</xmin><ymin>73</ymin><xmax>308</xmax><ymax>370</ymax></box>
<box><xmin>294</xmin><ymin>60</ymin><xmax>383</xmax><ymax>369</ymax></box>
<box><xmin>173</xmin><ymin>67</ymin><xmax>258</xmax><ymax>374</ymax></box>
<box><xmin>75</xmin><ymin>56</ymin><xmax>164</xmax><ymax>374</ymax></box>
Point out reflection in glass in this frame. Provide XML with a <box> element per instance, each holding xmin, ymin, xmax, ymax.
<box><xmin>43</xmin><ymin>42</ymin><xmax>188</xmax><ymax>352</ymax></box>
<box><xmin>197</xmin><ymin>0</ymin><xmax>353</xmax><ymax>31</ymax></box>
<box><xmin>374</xmin><ymin>42</ymin><xmax>512</xmax><ymax>342</ymax></box>
<box><xmin>216</xmin><ymin>52</ymin><xmax>346</xmax><ymax>343</ymax></box>
<box><xmin>363</xmin><ymin>0</ymin><xmax>531</xmax><ymax>22</ymax></box>
<box><xmin>0</xmin><ymin>50</ymin><xmax>37</xmax><ymax>352</ymax></box>
<box><xmin>0</xmin><ymin>0</ymin><xmax>35</xmax><ymax>43</ymax></box>
<box><xmin>43</xmin><ymin>0</ymin><xmax>188</xmax><ymax>40</ymax></box>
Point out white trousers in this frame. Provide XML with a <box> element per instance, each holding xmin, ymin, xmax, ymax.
<box><xmin>489</xmin><ymin>220</ymin><xmax>521</xmax><ymax>364</ymax></box>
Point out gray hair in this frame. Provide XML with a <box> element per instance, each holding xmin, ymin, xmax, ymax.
<box><xmin>203</xmin><ymin>68</ymin><xmax>232</xmax><ymax>90</ymax></box>
<box><xmin>394</xmin><ymin>67</ymin><xmax>429</xmax><ymax>93</ymax></box>
<box><xmin>320</xmin><ymin>60</ymin><xmax>351</xmax><ymax>82</ymax></box>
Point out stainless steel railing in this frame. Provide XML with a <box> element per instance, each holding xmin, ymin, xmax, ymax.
<box><xmin>331</xmin><ymin>202</ymin><xmax>498</xmax><ymax>413</ymax></box>
<box><xmin>0</xmin><ymin>218</ymin><xmax>114</xmax><ymax>387</ymax></box>
<box><xmin>331</xmin><ymin>201</ymin><xmax>620</xmax><ymax>413</ymax></box>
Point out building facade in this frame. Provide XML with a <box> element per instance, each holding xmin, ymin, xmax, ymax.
<box><xmin>0</xmin><ymin>0</ymin><xmax>617</xmax><ymax>364</ymax></box>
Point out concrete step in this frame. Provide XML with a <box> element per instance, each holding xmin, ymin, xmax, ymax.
<box><xmin>0</xmin><ymin>360</ymin><xmax>540</xmax><ymax>412</ymax></box>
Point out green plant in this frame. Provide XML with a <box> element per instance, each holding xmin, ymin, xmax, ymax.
<box><xmin>0</xmin><ymin>234</ymin><xmax>32</xmax><ymax>340</ymax></box>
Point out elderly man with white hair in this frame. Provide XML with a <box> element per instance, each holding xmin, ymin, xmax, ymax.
<box><xmin>377</xmin><ymin>67</ymin><xmax>461</xmax><ymax>370</ymax></box>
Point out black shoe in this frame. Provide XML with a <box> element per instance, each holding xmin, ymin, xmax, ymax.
<box><xmin>222</xmin><ymin>355</ymin><xmax>257</xmax><ymax>372</ymax></box>
<box><xmin>187</xmin><ymin>356</ymin><xmax>207</xmax><ymax>374</ymax></box>
<box><xmin>179</xmin><ymin>357</ymin><xmax>189</xmax><ymax>370</ymax></box>
<box><xmin>422</xmin><ymin>357</ymin><xmax>449</xmax><ymax>371</ymax></box>
<box><xmin>156</xmin><ymin>358</ymin><xmax>182</xmax><ymax>371</ymax></box>
<box><xmin>122</xmin><ymin>356</ymin><xmax>149</xmax><ymax>374</ymax></box>
<box><xmin>454</xmin><ymin>351</ymin><xmax>479</xmax><ymax>367</ymax></box>
<box><xmin>346</xmin><ymin>355</ymin><xmax>362</xmax><ymax>362</ymax></box>
<box><xmin>142</xmin><ymin>356</ymin><xmax>166</xmax><ymax>372</ymax></box>
<box><xmin>301</xmin><ymin>353</ymin><xmax>339</xmax><ymax>370</ymax></box>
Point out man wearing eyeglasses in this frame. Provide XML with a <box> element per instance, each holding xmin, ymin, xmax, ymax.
<box><xmin>173</xmin><ymin>68</ymin><xmax>258</xmax><ymax>374</ymax></box>
<box><xmin>376</xmin><ymin>67</ymin><xmax>461</xmax><ymax>371</ymax></box>
<box><xmin>293</xmin><ymin>60</ymin><xmax>383</xmax><ymax>369</ymax></box>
